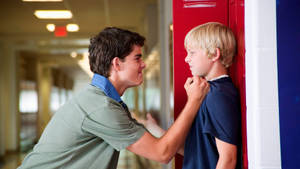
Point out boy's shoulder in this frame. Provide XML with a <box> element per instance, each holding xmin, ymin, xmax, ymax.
<box><xmin>72</xmin><ymin>84</ymin><xmax>123</xmax><ymax>114</ymax></box>
<box><xmin>207</xmin><ymin>77</ymin><xmax>238</xmax><ymax>99</ymax></box>
<box><xmin>201</xmin><ymin>77</ymin><xmax>241</xmax><ymax>128</ymax></box>
<box><xmin>204</xmin><ymin>77</ymin><xmax>240</xmax><ymax>112</ymax></box>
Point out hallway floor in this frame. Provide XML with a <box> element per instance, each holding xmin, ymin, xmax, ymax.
<box><xmin>0</xmin><ymin>152</ymin><xmax>26</xmax><ymax>169</ymax></box>
<box><xmin>0</xmin><ymin>150</ymin><xmax>162</xmax><ymax>169</ymax></box>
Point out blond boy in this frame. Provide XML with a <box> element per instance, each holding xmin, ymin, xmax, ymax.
<box><xmin>181</xmin><ymin>22</ymin><xmax>241</xmax><ymax>169</ymax></box>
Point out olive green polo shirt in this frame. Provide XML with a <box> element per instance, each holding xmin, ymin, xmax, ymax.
<box><xmin>18</xmin><ymin>85</ymin><xmax>146</xmax><ymax>169</ymax></box>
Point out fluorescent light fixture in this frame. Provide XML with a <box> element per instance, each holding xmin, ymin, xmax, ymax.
<box><xmin>46</xmin><ymin>24</ymin><xmax>55</xmax><ymax>32</ymax></box>
<box><xmin>23</xmin><ymin>0</ymin><xmax>63</xmax><ymax>2</ymax></box>
<box><xmin>66</xmin><ymin>24</ymin><xmax>79</xmax><ymax>32</ymax></box>
<box><xmin>34</xmin><ymin>10</ymin><xmax>72</xmax><ymax>19</ymax></box>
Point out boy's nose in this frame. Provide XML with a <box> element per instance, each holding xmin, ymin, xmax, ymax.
<box><xmin>185</xmin><ymin>56</ymin><xmax>190</xmax><ymax>63</ymax></box>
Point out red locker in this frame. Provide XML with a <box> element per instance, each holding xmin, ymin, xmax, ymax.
<box><xmin>173</xmin><ymin>0</ymin><xmax>247</xmax><ymax>168</ymax></box>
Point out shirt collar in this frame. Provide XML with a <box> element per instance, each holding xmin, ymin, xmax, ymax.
<box><xmin>91</xmin><ymin>73</ymin><xmax>122</xmax><ymax>103</ymax></box>
<box><xmin>209</xmin><ymin>74</ymin><xmax>229</xmax><ymax>81</ymax></box>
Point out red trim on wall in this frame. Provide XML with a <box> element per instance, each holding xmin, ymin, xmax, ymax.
<box><xmin>228</xmin><ymin>0</ymin><xmax>248</xmax><ymax>168</ymax></box>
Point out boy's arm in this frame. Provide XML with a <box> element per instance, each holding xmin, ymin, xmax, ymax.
<box><xmin>177</xmin><ymin>145</ymin><xmax>184</xmax><ymax>156</ymax></box>
<box><xmin>127</xmin><ymin>76</ymin><xmax>209</xmax><ymax>164</ymax></box>
<box><xmin>138</xmin><ymin>113</ymin><xmax>185</xmax><ymax>156</ymax></box>
<box><xmin>215</xmin><ymin>138</ymin><xmax>237</xmax><ymax>169</ymax></box>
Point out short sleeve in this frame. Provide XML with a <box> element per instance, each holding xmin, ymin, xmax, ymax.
<box><xmin>82</xmin><ymin>99</ymin><xmax>146</xmax><ymax>151</ymax></box>
<box><xmin>202</xmin><ymin>92</ymin><xmax>240</xmax><ymax>145</ymax></box>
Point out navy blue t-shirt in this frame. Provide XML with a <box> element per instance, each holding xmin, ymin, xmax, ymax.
<box><xmin>182</xmin><ymin>77</ymin><xmax>241</xmax><ymax>169</ymax></box>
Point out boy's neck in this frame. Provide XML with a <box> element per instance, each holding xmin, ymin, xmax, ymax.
<box><xmin>108</xmin><ymin>75</ymin><xmax>127</xmax><ymax>96</ymax></box>
<box><xmin>205</xmin><ymin>62</ymin><xmax>228</xmax><ymax>81</ymax></box>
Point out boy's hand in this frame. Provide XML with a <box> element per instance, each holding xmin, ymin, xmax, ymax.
<box><xmin>132</xmin><ymin>113</ymin><xmax>165</xmax><ymax>138</ymax></box>
<box><xmin>184</xmin><ymin>76</ymin><xmax>210</xmax><ymax>101</ymax></box>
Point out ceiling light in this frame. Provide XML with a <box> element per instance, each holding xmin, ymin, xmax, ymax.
<box><xmin>70</xmin><ymin>52</ymin><xmax>77</xmax><ymax>58</ymax></box>
<box><xmin>23</xmin><ymin>0</ymin><xmax>63</xmax><ymax>2</ymax></box>
<box><xmin>34</xmin><ymin>10</ymin><xmax>72</xmax><ymax>19</ymax></box>
<box><xmin>46</xmin><ymin>24</ymin><xmax>55</xmax><ymax>32</ymax></box>
<box><xmin>66</xmin><ymin>24</ymin><xmax>79</xmax><ymax>32</ymax></box>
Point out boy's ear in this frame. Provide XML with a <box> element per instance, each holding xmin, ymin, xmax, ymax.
<box><xmin>211</xmin><ymin>48</ymin><xmax>221</xmax><ymax>61</ymax></box>
<box><xmin>111</xmin><ymin>57</ymin><xmax>122</xmax><ymax>71</ymax></box>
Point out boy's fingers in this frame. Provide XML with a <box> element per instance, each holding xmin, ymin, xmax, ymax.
<box><xmin>198</xmin><ymin>77</ymin><xmax>208</xmax><ymax>86</ymax></box>
<box><xmin>185</xmin><ymin>77</ymin><xmax>193</xmax><ymax>87</ymax></box>
<box><xmin>146</xmin><ymin>113</ymin><xmax>152</xmax><ymax>119</ymax></box>
<box><xmin>147</xmin><ymin>113</ymin><xmax>154</xmax><ymax>121</ymax></box>
<box><xmin>192</xmin><ymin>76</ymin><xmax>200</xmax><ymax>84</ymax></box>
<box><xmin>187</xmin><ymin>77</ymin><xmax>193</xmax><ymax>84</ymax></box>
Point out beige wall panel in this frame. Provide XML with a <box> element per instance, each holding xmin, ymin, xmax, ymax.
<box><xmin>37</xmin><ymin>63</ymin><xmax>52</xmax><ymax>138</ymax></box>
<box><xmin>0</xmin><ymin>43</ymin><xmax>19</xmax><ymax>152</ymax></box>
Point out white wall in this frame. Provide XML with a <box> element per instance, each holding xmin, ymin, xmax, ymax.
<box><xmin>245</xmin><ymin>0</ymin><xmax>281</xmax><ymax>168</ymax></box>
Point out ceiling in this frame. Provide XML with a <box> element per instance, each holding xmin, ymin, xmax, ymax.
<box><xmin>0</xmin><ymin>0</ymin><xmax>157</xmax><ymax>84</ymax></box>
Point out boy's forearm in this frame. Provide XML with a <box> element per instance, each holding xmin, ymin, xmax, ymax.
<box><xmin>127</xmin><ymin>77</ymin><xmax>208</xmax><ymax>163</ymax></box>
<box><xmin>215</xmin><ymin>137</ymin><xmax>237</xmax><ymax>169</ymax></box>
<box><xmin>157</xmin><ymin>98</ymin><xmax>202</xmax><ymax>162</ymax></box>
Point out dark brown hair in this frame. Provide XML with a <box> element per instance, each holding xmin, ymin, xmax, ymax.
<box><xmin>89</xmin><ymin>27</ymin><xmax>145</xmax><ymax>77</ymax></box>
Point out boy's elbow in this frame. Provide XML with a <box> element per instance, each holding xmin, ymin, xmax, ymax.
<box><xmin>218</xmin><ymin>155</ymin><xmax>237</xmax><ymax>169</ymax></box>
<box><xmin>159</xmin><ymin>154</ymin><xmax>173</xmax><ymax>164</ymax></box>
<box><xmin>227</xmin><ymin>153</ymin><xmax>237</xmax><ymax>166</ymax></box>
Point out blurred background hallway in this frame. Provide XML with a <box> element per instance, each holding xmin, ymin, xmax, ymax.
<box><xmin>0</xmin><ymin>0</ymin><xmax>174</xmax><ymax>169</ymax></box>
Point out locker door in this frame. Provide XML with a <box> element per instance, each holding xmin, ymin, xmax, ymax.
<box><xmin>173</xmin><ymin>0</ymin><xmax>229</xmax><ymax>168</ymax></box>
<box><xmin>173</xmin><ymin>0</ymin><xmax>247</xmax><ymax>168</ymax></box>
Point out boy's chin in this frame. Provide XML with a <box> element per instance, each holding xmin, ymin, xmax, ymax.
<box><xmin>191</xmin><ymin>72</ymin><xmax>205</xmax><ymax>78</ymax></box>
<box><xmin>191</xmin><ymin>72</ymin><xmax>200</xmax><ymax>76</ymax></box>
<box><xmin>135</xmin><ymin>80</ymin><xmax>144</xmax><ymax>86</ymax></box>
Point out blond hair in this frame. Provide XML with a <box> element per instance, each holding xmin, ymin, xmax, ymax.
<box><xmin>184</xmin><ymin>22</ymin><xmax>236</xmax><ymax>68</ymax></box>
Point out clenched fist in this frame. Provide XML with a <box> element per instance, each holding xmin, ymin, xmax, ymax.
<box><xmin>184</xmin><ymin>76</ymin><xmax>210</xmax><ymax>101</ymax></box>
